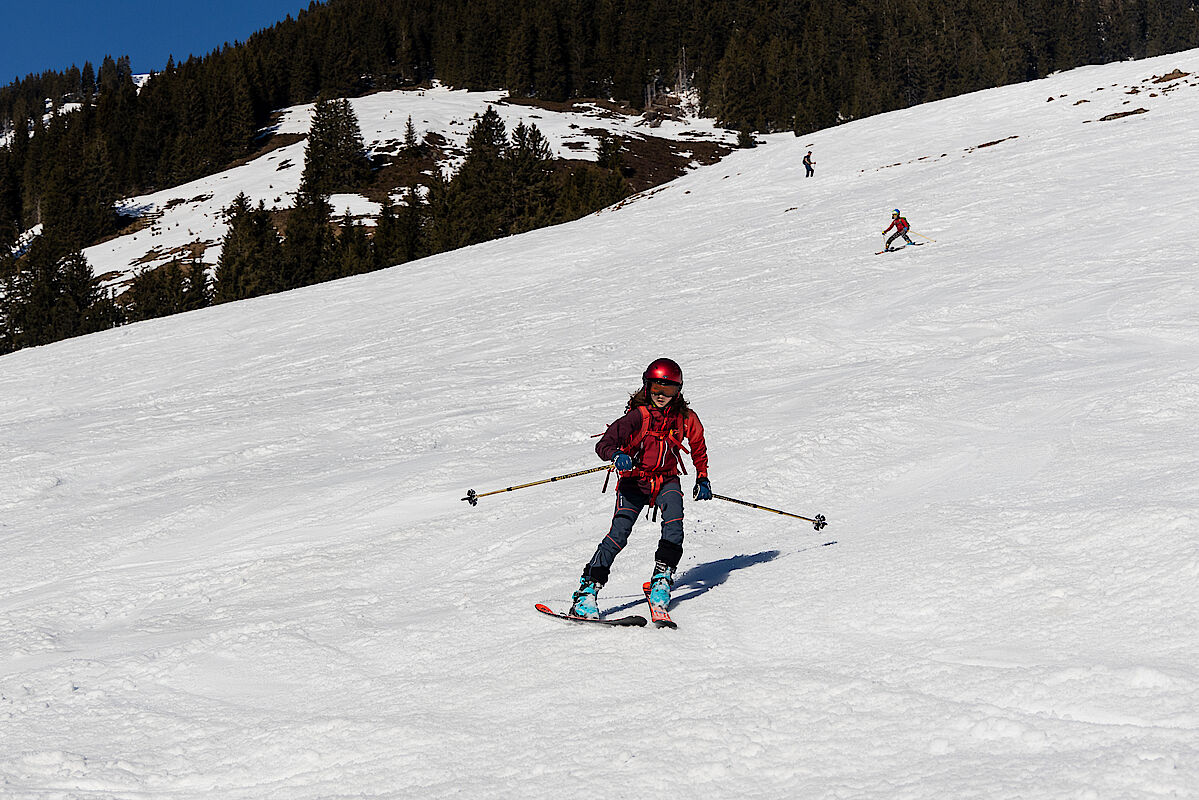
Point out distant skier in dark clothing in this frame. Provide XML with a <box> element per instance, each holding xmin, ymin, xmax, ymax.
<box><xmin>883</xmin><ymin>209</ymin><xmax>914</xmax><ymax>250</ymax></box>
<box><xmin>569</xmin><ymin>358</ymin><xmax>710</xmax><ymax>619</ymax></box>
<box><xmin>803</xmin><ymin>151</ymin><xmax>814</xmax><ymax>177</ymax></box>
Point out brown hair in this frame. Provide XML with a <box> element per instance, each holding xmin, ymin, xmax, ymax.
<box><xmin>628</xmin><ymin>386</ymin><xmax>690</xmax><ymax>418</ymax></box>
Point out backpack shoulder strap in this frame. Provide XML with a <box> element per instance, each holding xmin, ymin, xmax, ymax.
<box><xmin>625</xmin><ymin>406</ymin><xmax>651</xmax><ymax>452</ymax></box>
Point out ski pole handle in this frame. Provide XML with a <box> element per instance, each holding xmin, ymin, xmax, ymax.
<box><xmin>463</xmin><ymin>464</ymin><xmax>613</xmax><ymax>505</ymax></box>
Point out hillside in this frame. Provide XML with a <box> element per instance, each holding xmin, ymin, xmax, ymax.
<box><xmin>84</xmin><ymin>84</ymin><xmax>735</xmax><ymax>289</ymax></box>
<box><xmin>2</xmin><ymin>49</ymin><xmax>1198</xmax><ymax>799</ymax></box>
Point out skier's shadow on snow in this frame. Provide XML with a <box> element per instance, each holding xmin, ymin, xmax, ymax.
<box><xmin>607</xmin><ymin>550</ymin><xmax>780</xmax><ymax>613</ymax></box>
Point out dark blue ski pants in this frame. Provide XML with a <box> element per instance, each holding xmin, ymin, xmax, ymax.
<box><xmin>583</xmin><ymin>476</ymin><xmax>684</xmax><ymax>585</ymax></box>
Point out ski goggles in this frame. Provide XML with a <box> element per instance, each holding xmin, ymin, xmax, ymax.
<box><xmin>648</xmin><ymin>380</ymin><xmax>681</xmax><ymax>396</ymax></box>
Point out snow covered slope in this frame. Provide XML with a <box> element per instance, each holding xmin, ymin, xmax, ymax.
<box><xmin>3</xmin><ymin>51</ymin><xmax>1199</xmax><ymax>799</ymax></box>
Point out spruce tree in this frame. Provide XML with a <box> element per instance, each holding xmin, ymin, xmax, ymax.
<box><xmin>403</xmin><ymin>115</ymin><xmax>422</xmax><ymax>155</ymax></box>
<box><xmin>0</xmin><ymin>249</ymin><xmax>17</xmax><ymax>354</ymax></box>
<box><xmin>337</xmin><ymin>213</ymin><xmax>374</xmax><ymax>277</ymax></box>
<box><xmin>240</xmin><ymin>202</ymin><xmax>285</xmax><ymax>298</ymax></box>
<box><xmin>282</xmin><ymin>186</ymin><xmax>334</xmax><ymax>289</ymax></box>
<box><xmin>372</xmin><ymin>201</ymin><xmax>405</xmax><ymax>269</ymax></box>
<box><xmin>0</xmin><ymin>150</ymin><xmax>20</xmax><ymax>246</ymax></box>
<box><xmin>436</xmin><ymin>106</ymin><xmax>509</xmax><ymax>249</ymax></box>
<box><xmin>181</xmin><ymin>255</ymin><xmax>212</xmax><ymax>311</ymax></box>
<box><xmin>504</xmin><ymin>15</ymin><xmax>536</xmax><ymax>97</ymax></box>
<box><xmin>213</xmin><ymin>193</ymin><xmax>254</xmax><ymax>302</ymax></box>
<box><xmin>531</xmin><ymin>5</ymin><xmax>567</xmax><ymax>102</ymax></box>
<box><xmin>554</xmin><ymin>162</ymin><xmax>628</xmax><ymax>222</ymax></box>
<box><xmin>7</xmin><ymin>235</ymin><xmax>112</xmax><ymax>348</ymax></box>
<box><xmin>378</xmin><ymin>185</ymin><xmax>426</xmax><ymax>266</ymax></box>
<box><xmin>595</xmin><ymin>133</ymin><xmax>623</xmax><ymax>171</ymax></box>
<box><xmin>80</xmin><ymin>61</ymin><xmax>96</xmax><ymax>99</ymax></box>
<box><xmin>214</xmin><ymin>193</ymin><xmax>284</xmax><ymax>302</ymax></box>
<box><xmin>299</xmin><ymin>97</ymin><xmax>371</xmax><ymax>196</ymax></box>
<box><xmin>126</xmin><ymin>261</ymin><xmax>186</xmax><ymax>322</ymax></box>
<box><xmin>505</xmin><ymin>121</ymin><xmax>554</xmax><ymax>234</ymax></box>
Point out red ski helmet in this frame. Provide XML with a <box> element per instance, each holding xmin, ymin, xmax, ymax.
<box><xmin>643</xmin><ymin>357</ymin><xmax>683</xmax><ymax>386</ymax></box>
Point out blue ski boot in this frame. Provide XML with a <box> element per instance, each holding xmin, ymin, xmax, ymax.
<box><xmin>648</xmin><ymin>561</ymin><xmax>675</xmax><ymax>608</ymax></box>
<box><xmin>570</xmin><ymin>577</ymin><xmax>602</xmax><ymax>619</ymax></box>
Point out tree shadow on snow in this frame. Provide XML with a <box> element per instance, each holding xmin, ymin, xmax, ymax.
<box><xmin>605</xmin><ymin>550</ymin><xmax>780</xmax><ymax>614</ymax></box>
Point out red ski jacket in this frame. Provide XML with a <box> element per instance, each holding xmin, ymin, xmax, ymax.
<box><xmin>596</xmin><ymin>404</ymin><xmax>708</xmax><ymax>487</ymax></box>
<box><xmin>884</xmin><ymin>216</ymin><xmax>910</xmax><ymax>234</ymax></box>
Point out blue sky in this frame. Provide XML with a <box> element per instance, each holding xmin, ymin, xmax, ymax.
<box><xmin>2</xmin><ymin>1</ymin><xmax>316</xmax><ymax>84</ymax></box>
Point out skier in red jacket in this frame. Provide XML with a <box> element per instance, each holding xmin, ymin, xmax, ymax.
<box><xmin>882</xmin><ymin>209</ymin><xmax>914</xmax><ymax>250</ymax></box>
<box><xmin>569</xmin><ymin>357</ymin><xmax>710</xmax><ymax>618</ymax></box>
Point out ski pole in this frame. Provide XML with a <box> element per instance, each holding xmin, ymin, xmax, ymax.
<box><xmin>709</xmin><ymin>493</ymin><xmax>827</xmax><ymax>530</ymax></box>
<box><xmin>462</xmin><ymin>464</ymin><xmax>613</xmax><ymax>506</ymax></box>
<box><xmin>909</xmin><ymin>230</ymin><xmax>936</xmax><ymax>242</ymax></box>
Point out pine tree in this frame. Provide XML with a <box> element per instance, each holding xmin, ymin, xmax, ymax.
<box><xmin>504</xmin><ymin>17</ymin><xmax>534</xmax><ymax>97</ymax></box>
<box><xmin>531</xmin><ymin>5</ymin><xmax>568</xmax><ymax>101</ymax></box>
<box><xmin>282</xmin><ymin>186</ymin><xmax>334</xmax><ymax>289</ymax></box>
<box><xmin>422</xmin><ymin>170</ymin><xmax>453</xmax><ymax>256</ymax></box>
<box><xmin>337</xmin><ymin>212</ymin><xmax>374</xmax><ymax>276</ymax></box>
<box><xmin>299</xmin><ymin>97</ymin><xmax>371</xmax><ymax>196</ymax></box>
<box><xmin>0</xmin><ymin>249</ymin><xmax>17</xmax><ymax>354</ymax></box>
<box><xmin>88</xmin><ymin>286</ymin><xmax>123</xmax><ymax>333</ymax></box>
<box><xmin>126</xmin><ymin>261</ymin><xmax>187</xmax><ymax>322</ymax></box>
<box><xmin>80</xmin><ymin>61</ymin><xmax>96</xmax><ymax>100</ymax></box>
<box><xmin>213</xmin><ymin>193</ymin><xmax>254</xmax><ymax>302</ymax></box>
<box><xmin>595</xmin><ymin>133</ymin><xmax>623</xmax><ymax>171</ymax></box>
<box><xmin>372</xmin><ymin>201</ymin><xmax>405</xmax><ymax>269</ymax></box>
<box><xmin>383</xmin><ymin>185</ymin><xmax>427</xmax><ymax>265</ymax></box>
<box><xmin>181</xmin><ymin>255</ymin><xmax>212</xmax><ymax>311</ymax></box>
<box><xmin>79</xmin><ymin>138</ymin><xmax>119</xmax><ymax>243</ymax></box>
<box><xmin>554</xmin><ymin>163</ymin><xmax>627</xmax><ymax>221</ymax></box>
<box><xmin>435</xmin><ymin>106</ymin><xmax>509</xmax><ymax>249</ymax></box>
<box><xmin>505</xmin><ymin>121</ymin><xmax>554</xmax><ymax>234</ymax></box>
<box><xmin>403</xmin><ymin>115</ymin><xmax>422</xmax><ymax>155</ymax></box>
<box><xmin>214</xmin><ymin>193</ymin><xmax>284</xmax><ymax>302</ymax></box>
<box><xmin>94</xmin><ymin>56</ymin><xmax>139</xmax><ymax>187</ymax></box>
<box><xmin>6</xmin><ymin>235</ymin><xmax>113</xmax><ymax>348</ymax></box>
<box><xmin>0</xmin><ymin>149</ymin><xmax>20</xmax><ymax>246</ymax></box>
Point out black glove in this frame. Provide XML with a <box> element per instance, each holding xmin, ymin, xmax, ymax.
<box><xmin>693</xmin><ymin>477</ymin><xmax>712</xmax><ymax>501</ymax></box>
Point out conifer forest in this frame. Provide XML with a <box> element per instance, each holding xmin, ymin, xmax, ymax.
<box><xmin>2</xmin><ymin>0</ymin><xmax>1197</xmax><ymax>353</ymax></box>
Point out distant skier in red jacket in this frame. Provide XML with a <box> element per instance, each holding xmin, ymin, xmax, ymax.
<box><xmin>883</xmin><ymin>209</ymin><xmax>914</xmax><ymax>250</ymax></box>
<box><xmin>569</xmin><ymin>357</ymin><xmax>710</xmax><ymax>619</ymax></box>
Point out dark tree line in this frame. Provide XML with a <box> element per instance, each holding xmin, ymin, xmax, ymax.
<box><xmin>207</xmin><ymin>106</ymin><xmax>626</xmax><ymax>307</ymax></box>
<box><xmin>0</xmin><ymin>233</ymin><xmax>120</xmax><ymax>351</ymax></box>
<box><xmin>0</xmin><ymin>101</ymin><xmax>628</xmax><ymax>353</ymax></box>
<box><xmin>2</xmin><ymin>0</ymin><xmax>1197</xmax><ymax>353</ymax></box>
<box><xmin>5</xmin><ymin>0</ymin><xmax>1197</xmax><ymax>246</ymax></box>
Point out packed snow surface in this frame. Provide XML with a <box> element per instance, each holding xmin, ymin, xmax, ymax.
<box><xmin>3</xmin><ymin>51</ymin><xmax>1199</xmax><ymax>799</ymax></box>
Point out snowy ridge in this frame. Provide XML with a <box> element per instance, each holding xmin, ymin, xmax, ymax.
<box><xmin>87</xmin><ymin>82</ymin><xmax>735</xmax><ymax>289</ymax></box>
<box><xmin>3</xmin><ymin>50</ymin><xmax>1199</xmax><ymax>798</ymax></box>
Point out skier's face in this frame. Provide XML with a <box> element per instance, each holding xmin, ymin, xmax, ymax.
<box><xmin>648</xmin><ymin>381</ymin><xmax>678</xmax><ymax>408</ymax></box>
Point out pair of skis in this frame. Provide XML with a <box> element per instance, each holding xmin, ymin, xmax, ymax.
<box><xmin>874</xmin><ymin>241</ymin><xmax>926</xmax><ymax>255</ymax></box>
<box><xmin>535</xmin><ymin>582</ymin><xmax>677</xmax><ymax>629</ymax></box>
